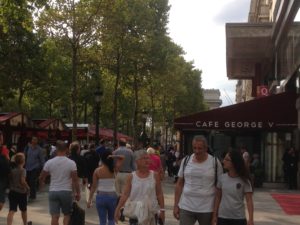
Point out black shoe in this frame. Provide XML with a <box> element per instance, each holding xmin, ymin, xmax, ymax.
<box><xmin>27</xmin><ymin>221</ymin><xmax>32</xmax><ymax>225</ymax></box>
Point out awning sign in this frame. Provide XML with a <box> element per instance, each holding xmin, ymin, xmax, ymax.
<box><xmin>194</xmin><ymin>120</ymin><xmax>297</xmax><ymax>129</ymax></box>
<box><xmin>257</xmin><ymin>86</ymin><xmax>269</xmax><ymax>97</ymax></box>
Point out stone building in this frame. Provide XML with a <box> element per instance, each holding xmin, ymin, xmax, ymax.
<box><xmin>203</xmin><ymin>89</ymin><xmax>222</xmax><ymax>109</ymax></box>
<box><xmin>174</xmin><ymin>0</ymin><xmax>300</xmax><ymax>187</ymax></box>
<box><xmin>227</xmin><ymin>0</ymin><xmax>300</xmax><ymax>185</ymax></box>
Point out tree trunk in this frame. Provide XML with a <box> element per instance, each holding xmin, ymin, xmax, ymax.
<box><xmin>18</xmin><ymin>87</ymin><xmax>24</xmax><ymax>111</ymax></box>
<box><xmin>133</xmin><ymin>72</ymin><xmax>139</xmax><ymax>149</ymax></box>
<box><xmin>112</xmin><ymin>51</ymin><xmax>121</xmax><ymax>146</ymax></box>
<box><xmin>150</xmin><ymin>83</ymin><xmax>155</xmax><ymax>145</ymax></box>
<box><xmin>71</xmin><ymin>45</ymin><xmax>78</xmax><ymax>141</ymax></box>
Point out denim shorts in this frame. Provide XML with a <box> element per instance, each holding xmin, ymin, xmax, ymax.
<box><xmin>48</xmin><ymin>191</ymin><xmax>73</xmax><ymax>215</ymax></box>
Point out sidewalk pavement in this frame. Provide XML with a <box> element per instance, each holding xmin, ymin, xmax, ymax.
<box><xmin>1</xmin><ymin>176</ymin><xmax>300</xmax><ymax>225</ymax></box>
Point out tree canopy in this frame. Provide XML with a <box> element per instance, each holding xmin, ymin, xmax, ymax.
<box><xmin>0</xmin><ymin>0</ymin><xmax>207</xmax><ymax>144</ymax></box>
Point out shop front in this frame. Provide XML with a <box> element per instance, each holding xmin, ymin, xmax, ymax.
<box><xmin>174</xmin><ymin>91</ymin><xmax>299</xmax><ymax>183</ymax></box>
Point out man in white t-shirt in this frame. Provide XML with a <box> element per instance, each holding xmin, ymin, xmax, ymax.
<box><xmin>173</xmin><ymin>135</ymin><xmax>223</xmax><ymax>225</ymax></box>
<box><xmin>39</xmin><ymin>140</ymin><xmax>81</xmax><ymax>225</ymax></box>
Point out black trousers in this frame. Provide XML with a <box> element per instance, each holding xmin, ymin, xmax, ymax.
<box><xmin>26</xmin><ymin>168</ymin><xmax>40</xmax><ymax>199</ymax></box>
<box><xmin>217</xmin><ymin>217</ymin><xmax>247</xmax><ymax>225</ymax></box>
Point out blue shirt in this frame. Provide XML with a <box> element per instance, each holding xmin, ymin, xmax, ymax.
<box><xmin>25</xmin><ymin>145</ymin><xmax>45</xmax><ymax>171</ymax></box>
<box><xmin>96</xmin><ymin>145</ymin><xmax>107</xmax><ymax>155</ymax></box>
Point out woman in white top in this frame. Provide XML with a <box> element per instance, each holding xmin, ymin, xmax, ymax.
<box><xmin>87</xmin><ymin>150</ymin><xmax>123</xmax><ymax>225</ymax></box>
<box><xmin>212</xmin><ymin>149</ymin><xmax>254</xmax><ymax>225</ymax></box>
<box><xmin>114</xmin><ymin>150</ymin><xmax>165</xmax><ymax>225</ymax></box>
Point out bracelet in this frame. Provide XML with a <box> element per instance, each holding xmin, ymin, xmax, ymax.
<box><xmin>160</xmin><ymin>208</ymin><xmax>166</xmax><ymax>212</ymax></box>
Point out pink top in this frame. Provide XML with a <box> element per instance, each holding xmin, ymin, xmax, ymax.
<box><xmin>148</xmin><ymin>154</ymin><xmax>161</xmax><ymax>172</ymax></box>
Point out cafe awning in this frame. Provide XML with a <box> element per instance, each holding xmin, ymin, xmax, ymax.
<box><xmin>0</xmin><ymin>112</ymin><xmax>39</xmax><ymax>128</ymax></box>
<box><xmin>33</xmin><ymin>118</ymin><xmax>68</xmax><ymax>131</ymax></box>
<box><xmin>88</xmin><ymin>127</ymin><xmax>133</xmax><ymax>141</ymax></box>
<box><xmin>174</xmin><ymin>92</ymin><xmax>298</xmax><ymax>131</ymax></box>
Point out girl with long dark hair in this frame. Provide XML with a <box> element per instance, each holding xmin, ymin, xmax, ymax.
<box><xmin>87</xmin><ymin>150</ymin><xmax>124</xmax><ymax>225</ymax></box>
<box><xmin>212</xmin><ymin>149</ymin><xmax>254</xmax><ymax>225</ymax></box>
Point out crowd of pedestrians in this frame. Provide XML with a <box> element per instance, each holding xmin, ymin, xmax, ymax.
<box><xmin>0</xmin><ymin>130</ymin><xmax>261</xmax><ymax>225</ymax></box>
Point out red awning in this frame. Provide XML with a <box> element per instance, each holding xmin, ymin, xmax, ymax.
<box><xmin>89</xmin><ymin>127</ymin><xmax>133</xmax><ymax>141</ymax></box>
<box><xmin>174</xmin><ymin>92</ymin><xmax>299</xmax><ymax>131</ymax></box>
<box><xmin>0</xmin><ymin>112</ymin><xmax>21</xmax><ymax>123</ymax></box>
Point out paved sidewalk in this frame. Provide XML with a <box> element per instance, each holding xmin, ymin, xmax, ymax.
<box><xmin>1</xmin><ymin>176</ymin><xmax>300</xmax><ymax>224</ymax></box>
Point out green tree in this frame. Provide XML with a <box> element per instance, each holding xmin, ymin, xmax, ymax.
<box><xmin>37</xmin><ymin>0</ymin><xmax>104</xmax><ymax>140</ymax></box>
<box><xmin>0</xmin><ymin>0</ymin><xmax>44</xmax><ymax>110</ymax></box>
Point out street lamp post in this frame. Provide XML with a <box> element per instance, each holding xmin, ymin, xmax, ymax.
<box><xmin>165</xmin><ymin>119</ymin><xmax>169</xmax><ymax>152</ymax></box>
<box><xmin>139</xmin><ymin>109</ymin><xmax>148</xmax><ymax>148</ymax></box>
<box><xmin>94</xmin><ymin>86</ymin><xmax>103</xmax><ymax>147</ymax></box>
<box><xmin>0</xmin><ymin>99</ymin><xmax>3</xmax><ymax>112</ymax></box>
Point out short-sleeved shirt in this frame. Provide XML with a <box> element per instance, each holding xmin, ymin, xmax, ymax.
<box><xmin>148</xmin><ymin>154</ymin><xmax>162</xmax><ymax>172</ymax></box>
<box><xmin>178</xmin><ymin>154</ymin><xmax>223</xmax><ymax>212</ymax></box>
<box><xmin>1</xmin><ymin>146</ymin><xmax>9</xmax><ymax>159</ymax></box>
<box><xmin>25</xmin><ymin>145</ymin><xmax>45</xmax><ymax>171</ymax></box>
<box><xmin>114</xmin><ymin>146</ymin><xmax>135</xmax><ymax>172</ymax></box>
<box><xmin>9</xmin><ymin>167</ymin><xmax>27</xmax><ymax>193</ymax></box>
<box><xmin>217</xmin><ymin>173</ymin><xmax>253</xmax><ymax>219</ymax></box>
<box><xmin>43</xmin><ymin>156</ymin><xmax>77</xmax><ymax>192</ymax></box>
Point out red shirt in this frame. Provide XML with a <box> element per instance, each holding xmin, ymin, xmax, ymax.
<box><xmin>148</xmin><ymin>154</ymin><xmax>162</xmax><ymax>172</ymax></box>
<box><xmin>1</xmin><ymin>146</ymin><xmax>10</xmax><ymax>159</ymax></box>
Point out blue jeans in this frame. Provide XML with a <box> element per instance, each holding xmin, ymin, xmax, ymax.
<box><xmin>96</xmin><ymin>193</ymin><xmax>118</xmax><ymax>225</ymax></box>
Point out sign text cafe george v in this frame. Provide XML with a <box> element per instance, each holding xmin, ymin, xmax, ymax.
<box><xmin>194</xmin><ymin>120</ymin><xmax>296</xmax><ymax>129</ymax></box>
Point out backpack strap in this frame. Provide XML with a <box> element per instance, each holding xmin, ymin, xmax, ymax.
<box><xmin>214</xmin><ymin>156</ymin><xmax>218</xmax><ymax>186</ymax></box>
<box><xmin>182</xmin><ymin>155</ymin><xmax>191</xmax><ymax>179</ymax></box>
<box><xmin>182</xmin><ymin>154</ymin><xmax>219</xmax><ymax>186</ymax></box>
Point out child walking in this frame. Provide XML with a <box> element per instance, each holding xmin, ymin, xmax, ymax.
<box><xmin>7</xmin><ymin>153</ymin><xmax>30</xmax><ymax>225</ymax></box>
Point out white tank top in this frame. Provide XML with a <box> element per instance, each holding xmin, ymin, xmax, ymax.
<box><xmin>129</xmin><ymin>171</ymin><xmax>157</xmax><ymax>206</ymax></box>
<box><xmin>97</xmin><ymin>178</ymin><xmax>116</xmax><ymax>192</ymax></box>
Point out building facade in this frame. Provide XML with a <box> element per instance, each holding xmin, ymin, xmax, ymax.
<box><xmin>203</xmin><ymin>89</ymin><xmax>222</xmax><ymax>109</ymax></box>
<box><xmin>174</xmin><ymin>0</ymin><xmax>300</xmax><ymax>187</ymax></box>
<box><xmin>228</xmin><ymin>0</ymin><xmax>300</xmax><ymax>185</ymax></box>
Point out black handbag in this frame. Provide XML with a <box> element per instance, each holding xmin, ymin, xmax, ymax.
<box><xmin>69</xmin><ymin>202</ymin><xmax>85</xmax><ymax>225</ymax></box>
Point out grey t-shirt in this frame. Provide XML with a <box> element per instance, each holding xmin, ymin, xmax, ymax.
<box><xmin>114</xmin><ymin>146</ymin><xmax>135</xmax><ymax>172</ymax></box>
<box><xmin>9</xmin><ymin>168</ymin><xmax>27</xmax><ymax>193</ymax></box>
<box><xmin>217</xmin><ymin>173</ymin><xmax>252</xmax><ymax>219</ymax></box>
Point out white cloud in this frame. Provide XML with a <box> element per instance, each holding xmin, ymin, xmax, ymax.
<box><xmin>214</xmin><ymin>0</ymin><xmax>251</xmax><ymax>24</ymax></box>
<box><xmin>168</xmin><ymin>0</ymin><xmax>251</xmax><ymax>106</ymax></box>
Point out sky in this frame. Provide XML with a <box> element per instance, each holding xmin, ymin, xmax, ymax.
<box><xmin>167</xmin><ymin>0</ymin><xmax>251</xmax><ymax>106</ymax></box>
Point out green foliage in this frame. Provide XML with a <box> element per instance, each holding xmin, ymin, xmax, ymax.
<box><xmin>0</xmin><ymin>0</ymin><xmax>45</xmax><ymax>110</ymax></box>
<box><xmin>0</xmin><ymin>0</ymin><xmax>207</xmax><ymax>144</ymax></box>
